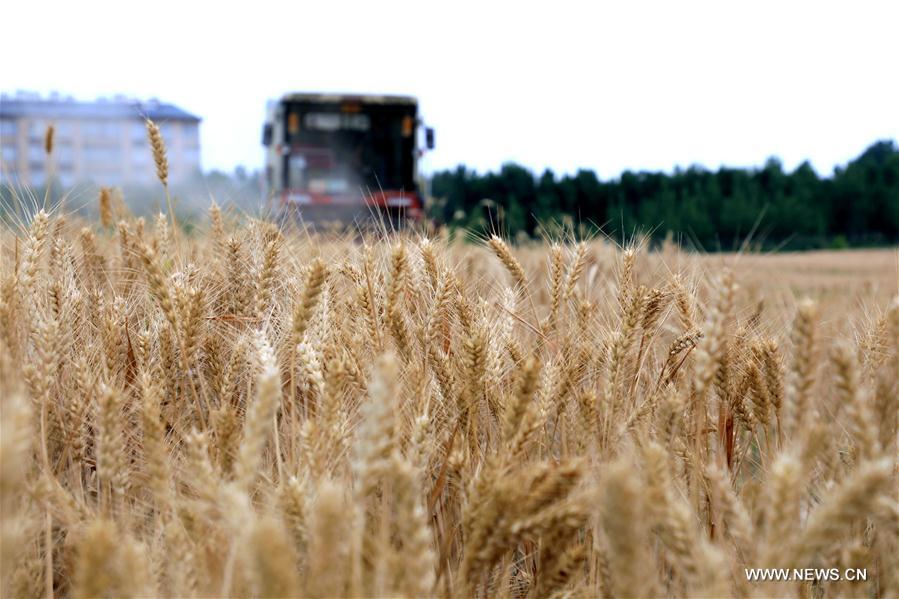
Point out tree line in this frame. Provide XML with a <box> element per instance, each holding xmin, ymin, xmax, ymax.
<box><xmin>429</xmin><ymin>140</ymin><xmax>899</xmax><ymax>249</ymax></box>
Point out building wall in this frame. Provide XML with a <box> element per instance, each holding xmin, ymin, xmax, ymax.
<box><xmin>0</xmin><ymin>112</ymin><xmax>200</xmax><ymax>187</ymax></box>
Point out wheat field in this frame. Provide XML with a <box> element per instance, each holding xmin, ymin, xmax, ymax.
<box><xmin>1</xmin><ymin>127</ymin><xmax>898</xmax><ymax>599</ymax></box>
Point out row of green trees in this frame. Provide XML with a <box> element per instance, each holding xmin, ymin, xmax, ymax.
<box><xmin>429</xmin><ymin>140</ymin><xmax>899</xmax><ymax>249</ymax></box>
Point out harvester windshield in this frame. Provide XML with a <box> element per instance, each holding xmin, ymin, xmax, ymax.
<box><xmin>263</xmin><ymin>93</ymin><xmax>431</xmax><ymax>224</ymax></box>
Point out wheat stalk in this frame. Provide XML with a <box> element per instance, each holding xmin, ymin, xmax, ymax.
<box><xmin>2</xmin><ymin>205</ymin><xmax>897</xmax><ymax>598</ymax></box>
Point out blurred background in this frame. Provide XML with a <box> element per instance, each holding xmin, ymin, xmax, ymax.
<box><xmin>1</xmin><ymin>0</ymin><xmax>897</xmax><ymax>248</ymax></box>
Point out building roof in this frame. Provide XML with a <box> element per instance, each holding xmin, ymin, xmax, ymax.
<box><xmin>280</xmin><ymin>92</ymin><xmax>418</xmax><ymax>106</ymax></box>
<box><xmin>0</xmin><ymin>96</ymin><xmax>201</xmax><ymax>122</ymax></box>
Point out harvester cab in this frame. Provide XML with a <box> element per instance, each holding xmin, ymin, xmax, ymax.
<box><xmin>262</xmin><ymin>93</ymin><xmax>434</xmax><ymax>227</ymax></box>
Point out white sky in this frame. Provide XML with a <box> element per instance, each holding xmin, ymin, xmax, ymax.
<box><xmin>2</xmin><ymin>0</ymin><xmax>898</xmax><ymax>178</ymax></box>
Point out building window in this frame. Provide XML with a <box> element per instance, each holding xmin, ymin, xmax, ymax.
<box><xmin>81</xmin><ymin>120</ymin><xmax>99</xmax><ymax>138</ymax></box>
<box><xmin>28</xmin><ymin>120</ymin><xmax>61</xmax><ymax>141</ymax></box>
<box><xmin>29</xmin><ymin>144</ymin><xmax>46</xmax><ymax>161</ymax></box>
<box><xmin>1</xmin><ymin>119</ymin><xmax>17</xmax><ymax>137</ymax></box>
<box><xmin>132</xmin><ymin>146</ymin><xmax>150</xmax><ymax>166</ymax></box>
<box><xmin>55</xmin><ymin>121</ymin><xmax>75</xmax><ymax>143</ymax></box>
<box><xmin>132</xmin><ymin>121</ymin><xmax>148</xmax><ymax>144</ymax></box>
<box><xmin>182</xmin><ymin>123</ymin><xmax>200</xmax><ymax>146</ymax></box>
<box><xmin>183</xmin><ymin>147</ymin><xmax>200</xmax><ymax>167</ymax></box>
<box><xmin>56</xmin><ymin>145</ymin><xmax>75</xmax><ymax>168</ymax></box>
<box><xmin>2</xmin><ymin>144</ymin><xmax>16</xmax><ymax>164</ymax></box>
<box><xmin>56</xmin><ymin>120</ymin><xmax>74</xmax><ymax>135</ymax></box>
<box><xmin>160</xmin><ymin>122</ymin><xmax>177</xmax><ymax>144</ymax></box>
<box><xmin>85</xmin><ymin>145</ymin><xmax>117</xmax><ymax>163</ymax></box>
<box><xmin>104</xmin><ymin>121</ymin><xmax>122</xmax><ymax>139</ymax></box>
<box><xmin>82</xmin><ymin>120</ymin><xmax>121</xmax><ymax>141</ymax></box>
<box><xmin>28</xmin><ymin>120</ymin><xmax>45</xmax><ymax>139</ymax></box>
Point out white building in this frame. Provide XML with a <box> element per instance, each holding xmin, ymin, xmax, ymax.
<box><xmin>0</xmin><ymin>92</ymin><xmax>201</xmax><ymax>187</ymax></box>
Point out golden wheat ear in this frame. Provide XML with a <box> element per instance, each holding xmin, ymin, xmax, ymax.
<box><xmin>44</xmin><ymin>124</ymin><xmax>54</xmax><ymax>156</ymax></box>
<box><xmin>488</xmin><ymin>234</ymin><xmax>527</xmax><ymax>290</ymax></box>
<box><xmin>145</xmin><ymin>117</ymin><xmax>179</xmax><ymax>241</ymax></box>
<box><xmin>145</xmin><ymin>118</ymin><xmax>168</xmax><ymax>187</ymax></box>
<box><xmin>4</xmin><ymin>174</ymin><xmax>898</xmax><ymax>599</ymax></box>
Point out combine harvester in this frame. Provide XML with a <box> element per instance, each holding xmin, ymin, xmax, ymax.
<box><xmin>262</xmin><ymin>92</ymin><xmax>435</xmax><ymax>228</ymax></box>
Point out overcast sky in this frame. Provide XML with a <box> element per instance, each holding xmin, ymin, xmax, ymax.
<box><xmin>2</xmin><ymin>1</ymin><xmax>898</xmax><ymax>178</ymax></box>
